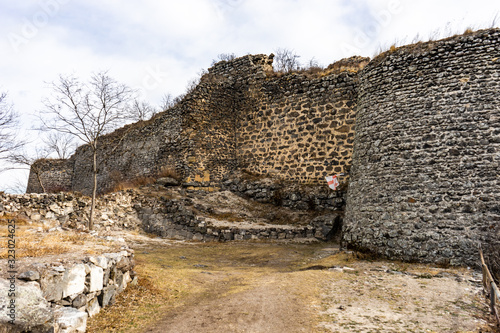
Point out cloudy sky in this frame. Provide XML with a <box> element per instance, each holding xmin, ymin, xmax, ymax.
<box><xmin>0</xmin><ymin>0</ymin><xmax>498</xmax><ymax>192</ymax></box>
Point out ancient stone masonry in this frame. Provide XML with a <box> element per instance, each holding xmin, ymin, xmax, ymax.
<box><xmin>236</xmin><ymin>68</ymin><xmax>358</xmax><ymax>183</ymax></box>
<box><xmin>26</xmin><ymin>28</ymin><xmax>500</xmax><ymax>267</ymax></box>
<box><xmin>26</xmin><ymin>158</ymin><xmax>74</xmax><ymax>194</ymax></box>
<box><xmin>343</xmin><ymin>29</ymin><xmax>500</xmax><ymax>266</ymax></box>
<box><xmin>28</xmin><ymin>54</ymin><xmax>360</xmax><ymax>195</ymax></box>
<box><xmin>0</xmin><ymin>250</ymin><xmax>135</xmax><ymax>332</ymax></box>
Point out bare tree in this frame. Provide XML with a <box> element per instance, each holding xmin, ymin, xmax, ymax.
<box><xmin>8</xmin><ymin>148</ymin><xmax>49</xmax><ymax>193</ymax></box>
<box><xmin>160</xmin><ymin>93</ymin><xmax>176</xmax><ymax>111</ymax></box>
<box><xmin>306</xmin><ymin>57</ymin><xmax>321</xmax><ymax>69</ymax></box>
<box><xmin>185</xmin><ymin>69</ymin><xmax>208</xmax><ymax>95</ymax></box>
<box><xmin>40</xmin><ymin>71</ymin><xmax>134</xmax><ymax>230</ymax></box>
<box><xmin>273</xmin><ymin>48</ymin><xmax>301</xmax><ymax>73</ymax></box>
<box><xmin>0</xmin><ymin>93</ymin><xmax>22</xmax><ymax>162</ymax></box>
<box><xmin>127</xmin><ymin>99</ymin><xmax>158</xmax><ymax>121</ymax></box>
<box><xmin>211</xmin><ymin>53</ymin><xmax>237</xmax><ymax>66</ymax></box>
<box><xmin>43</xmin><ymin>132</ymin><xmax>76</xmax><ymax>159</ymax></box>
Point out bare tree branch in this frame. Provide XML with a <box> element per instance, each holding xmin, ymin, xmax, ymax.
<box><xmin>39</xmin><ymin>72</ymin><xmax>134</xmax><ymax>230</ymax></box>
<box><xmin>126</xmin><ymin>99</ymin><xmax>159</xmax><ymax>121</ymax></box>
<box><xmin>8</xmin><ymin>147</ymin><xmax>49</xmax><ymax>193</ymax></box>
<box><xmin>42</xmin><ymin>132</ymin><xmax>76</xmax><ymax>159</ymax></box>
<box><xmin>160</xmin><ymin>93</ymin><xmax>176</xmax><ymax>111</ymax></box>
<box><xmin>211</xmin><ymin>53</ymin><xmax>237</xmax><ymax>66</ymax></box>
<box><xmin>273</xmin><ymin>48</ymin><xmax>301</xmax><ymax>73</ymax></box>
<box><xmin>0</xmin><ymin>93</ymin><xmax>23</xmax><ymax>161</ymax></box>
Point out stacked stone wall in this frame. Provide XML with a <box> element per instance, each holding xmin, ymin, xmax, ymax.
<box><xmin>343</xmin><ymin>28</ymin><xmax>500</xmax><ymax>266</ymax></box>
<box><xmin>0</xmin><ymin>250</ymin><xmax>135</xmax><ymax>332</ymax></box>
<box><xmin>237</xmin><ymin>71</ymin><xmax>357</xmax><ymax>183</ymax></box>
<box><xmin>26</xmin><ymin>158</ymin><xmax>74</xmax><ymax>194</ymax></box>
<box><xmin>29</xmin><ymin>53</ymin><xmax>357</xmax><ymax>195</ymax></box>
<box><xmin>71</xmin><ymin>108</ymin><xmax>185</xmax><ymax>195</ymax></box>
<box><xmin>136</xmin><ymin>192</ymin><xmax>323</xmax><ymax>241</ymax></box>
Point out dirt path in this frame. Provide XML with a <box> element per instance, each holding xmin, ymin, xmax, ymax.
<box><xmin>145</xmin><ymin>273</ymin><xmax>314</xmax><ymax>333</ymax></box>
<box><xmin>88</xmin><ymin>239</ymin><xmax>496</xmax><ymax>333</ymax></box>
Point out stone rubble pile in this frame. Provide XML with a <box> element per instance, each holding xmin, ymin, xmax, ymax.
<box><xmin>0</xmin><ymin>191</ymin><xmax>141</xmax><ymax>231</ymax></box>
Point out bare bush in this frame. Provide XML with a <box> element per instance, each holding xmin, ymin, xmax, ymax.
<box><xmin>42</xmin><ymin>132</ymin><xmax>76</xmax><ymax>159</ymax></box>
<box><xmin>8</xmin><ymin>148</ymin><xmax>49</xmax><ymax>192</ymax></box>
<box><xmin>273</xmin><ymin>48</ymin><xmax>301</xmax><ymax>73</ymax></box>
<box><xmin>211</xmin><ymin>53</ymin><xmax>237</xmax><ymax>65</ymax></box>
<box><xmin>0</xmin><ymin>93</ymin><xmax>22</xmax><ymax>162</ymax></box>
<box><xmin>185</xmin><ymin>69</ymin><xmax>208</xmax><ymax>94</ymax></box>
<box><xmin>160</xmin><ymin>93</ymin><xmax>175</xmax><ymax>111</ymax></box>
<box><xmin>127</xmin><ymin>99</ymin><xmax>158</xmax><ymax>121</ymax></box>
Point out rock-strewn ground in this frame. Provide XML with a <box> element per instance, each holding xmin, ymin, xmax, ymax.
<box><xmin>1</xmin><ymin>186</ymin><xmax>498</xmax><ymax>332</ymax></box>
<box><xmin>87</xmin><ymin>236</ymin><xmax>497</xmax><ymax>333</ymax></box>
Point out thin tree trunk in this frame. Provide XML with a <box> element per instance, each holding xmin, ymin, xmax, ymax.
<box><xmin>89</xmin><ymin>148</ymin><xmax>97</xmax><ymax>230</ymax></box>
<box><xmin>35</xmin><ymin>169</ymin><xmax>46</xmax><ymax>193</ymax></box>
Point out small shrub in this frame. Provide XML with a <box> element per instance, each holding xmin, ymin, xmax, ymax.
<box><xmin>463</xmin><ymin>27</ymin><xmax>474</xmax><ymax>35</ymax></box>
<box><xmin>157</xmin><ymin>166</ymin><xmax>181</xmax><ymax>181</ymax></box>
<box><xmin>211</xmin><ymin>53</ymin><xmax>237</xmax><ymax>66</ymax></box>
<box><xmin>273</xmin><ymin>48</ymin><xmax>301</xmax><ymax>73</ymax></box>
<box><xmin>46</xmin><ymin>185</ymin><xmax>72</xmax><ymax>194</ymax></box>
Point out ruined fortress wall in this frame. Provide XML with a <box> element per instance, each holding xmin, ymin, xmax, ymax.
<box><xmin>26</xmin><ymin>158</ymin><xmax>74</xmax><ymax>193</ymax></box>
<box><xmin>30</xmin><ymin>54</ymin><xmax>358</xmax><ymax>195</ymax></box>
<box><xmin>70</xmin><ymin>109</ymin><xmax>185</xmax><ymax>194</ymax></box>
<box><xmin>44</xmin><ymin>55</ymin><xmax>272</xmax><ymax>195</ymax></box>
<box><xmin>343</xmin><ymin>29</ymin><xmax>500</xmax><ymax>266</ymax></box>
<box><xmin>237</xmin><ymin>71</ymin><xmax>357</xmax><ymax>183</ymax></box>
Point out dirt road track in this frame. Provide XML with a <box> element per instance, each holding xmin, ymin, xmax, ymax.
<box><xmin>88</xmin><ymin>240</ymin><xmax>495</xmax><ymax>333</ymax></box>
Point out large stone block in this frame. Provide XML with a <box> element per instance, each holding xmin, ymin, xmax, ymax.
<box><xmin>40</xmin><ymin>270</ymin><xmax>64</xmax><ymax>302</ymax></box>
<box><xmin>54</xmin><ymin>306</ymin><xmax>87</xmax><ymax>333</ymax></box>
<box><xmin>88</xmin><ymin>265</ymin><xmax>104</xmax><ymax>292</ymax></box>
<box><xmin>86</xmin><ymin>297</ymin><xmax>101</xmax><ymax>317</ymax></box>
<box><xmin>98</xmin><ymin>285</ymin><xmax>117</xmax><ymax>307</ymax></box>
<box><xmin>62</xmin><ymin>264</ymin><xmax>86</xmax><ymax>298</ymax></box>
<box><xmin>0</xmin><ymin>280</ymin><xmax>54</xmax><ymax>332</ymax></box>
<box><xmin>88</xmin><ymin>256</ymin><xmax>108</xmax><ymax>269</ymax></box>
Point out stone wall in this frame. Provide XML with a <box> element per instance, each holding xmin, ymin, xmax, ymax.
<box><xmin>0</xmin><ymin>191</ymin><xmax>141</xmax><ymax>231</ymax></box>
<box><xmin>0</xmin><ymin>250</ymin><xmax>135</xmax><ymax>332</ymax></box>
<box><xmin>236</xmin><ymin>69</ymin><xmax>358</xmax><ymax>183</ymax></box>
<box><xmin>70</xmin><ymin>108</ymin><xmax>185</xmax><ymax>195</ymax></box>
<box><xmin>220</xmin><ymin>171</ymin><xmax>346</xmax><ymax>211</ymax></box>
<box><xmin>343</xmin><ymin>28</ymin><xmax>500</xmax><ymax>266</ymax></box>
<box><xmin>25</xmin><ymin>28</ymin><xmax>500</xmax><ymax>267</ymax></box>
<box><xmin>26</xmin><ymin>158</ymin><xmax>74</xmax><ymax>194</ymax></box>
<box><xmin>27</xmin><ymin>54</ymin><xmax>359</xmax><ymax>195</ymax></box>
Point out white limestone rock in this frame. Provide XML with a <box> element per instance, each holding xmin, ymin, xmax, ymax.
<box><xmin>62</xmin><ymin>264</ymin><xmax>86</xmax><ymax>298</ymax></box>
<box><xmin>89</xmin><ymin>266</ymin><xmax>104</xmax><ymax>292</ymax></box>
<box><xmin>86</xmin><ymin>297</ymin><xmax>101</xmax><ymax>317</ymax></box>
<box><xmin>0</xmin><ymin>279</ymin><xmax>54</xmax><ymax>332</ymax></box>
<box><xmin>54</xmin><ymin>306</ymin><xmax>88</xmax><ymax>333</ymax></box>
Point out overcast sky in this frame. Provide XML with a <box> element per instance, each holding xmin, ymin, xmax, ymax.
<box><xmin>0</xmin><ymin>0</ymin><xmax>498</xmax><ymax>193</ymax></box>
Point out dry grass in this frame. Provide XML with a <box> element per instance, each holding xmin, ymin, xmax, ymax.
<box><xmin>371</xmin><ymin>27</ymin><xmax>499</xmax><ymax>67</ymax></box>
<box><xmin>104</xmin><ymin>166</ymin><xmax>182</xmax><ymax>195</ymax></box>
<box><xmin>265</xmin><ymin>55</ymin><xmax>368</xmax><ymax>79</ymax></box>
<box><xmin>87</xmin><ymin>241</ymin><xmax>490</xmax><ymax>332</ymax></box>
<box><xmin>87</xmin><ymin>242</ymin><xmax>322</xmax><ymax>332</ymax></box>
<box><xmin>105</xmin><ymin>176</ymin><xmax>156</xmax><ymax>194</ymax></box>
<box><xmin>156</xmin><ymin>166</ymin><xmax>181</xmax><ymax>181</ymax></box>
<box><xmin>0</xmin><ymin>214</ymin><xmax>115</xmax><ymax>258</ymax></box>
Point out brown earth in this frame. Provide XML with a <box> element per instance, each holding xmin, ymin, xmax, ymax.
<box><xmin>88</xmin><ymin>235</ymin><xmax>498</xmax><ymax>333</ymax></box>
